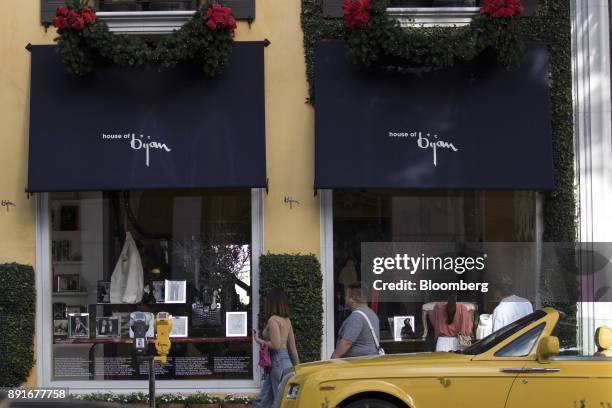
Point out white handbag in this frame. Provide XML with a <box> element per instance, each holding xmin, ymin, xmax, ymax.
<box><xmin>355</xmin><ymin>310</ymin><xmax>385</xmax><ymax>355</ymax></box>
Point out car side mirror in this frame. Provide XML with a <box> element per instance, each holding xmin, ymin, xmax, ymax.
<box><xmin>537</xmin><ymin>336</ymin><xmax>560</xmax><ymax>363</ymax></box>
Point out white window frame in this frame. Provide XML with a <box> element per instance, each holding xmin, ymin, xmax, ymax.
<box><xmin>36</xmin><ymin>189</ymin><xmax>264</xmax><ymax>393</ymax></box>
<box><xmin>97</xmin><ymin>10</ymin><xmax>195</xmax><ymax>35</ymax></box>
<box><xmin>387</xmin><ymin>7</ymin><xmax>479</xmax><ymax>27</ymax></box>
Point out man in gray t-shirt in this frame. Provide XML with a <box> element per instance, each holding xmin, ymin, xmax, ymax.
<box><xmin>331</xmin><ymin>283</ymin><xmax>380</xmax><ymax>358</ymax></box>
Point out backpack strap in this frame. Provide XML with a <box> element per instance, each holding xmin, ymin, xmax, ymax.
<box><xmin>355</xmin><ymin>310</ymin><xmax>381</xmax><ymax>350</ymax></box>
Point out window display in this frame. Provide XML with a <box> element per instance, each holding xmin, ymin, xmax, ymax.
<box><xmin>50</xmin><ymin>189</ymin><xmax>253</xmax><ymax>381</ymax></box>
<box><xmin>333</xmin><ymin>190</ymin><xmax>537</xmax><ymax>354</ymax></box>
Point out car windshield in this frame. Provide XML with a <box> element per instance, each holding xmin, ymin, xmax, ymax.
<box><xmin>462</xmin><ymin>310</ymin><xmax>547</xmax><ymax>355</ymax></box>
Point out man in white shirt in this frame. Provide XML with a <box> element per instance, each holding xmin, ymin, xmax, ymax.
<box><xmin>492</xmin><ymin>290</ymin><xmax>533</xmax><ymax>332</ymax></box>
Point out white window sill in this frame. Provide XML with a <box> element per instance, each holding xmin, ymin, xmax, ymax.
<box><xmin>387</xmin><ymin>7</ymin><xmax>480</xmax><ymax>27</ymax></box>
<box><xmin>97</xmin><ymin>10</ymin><xmax>196</xmax><ymax>35</ymax></box>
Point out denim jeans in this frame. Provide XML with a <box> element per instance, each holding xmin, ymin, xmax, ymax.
<box><xmin>252</xmin><ymin>348</ymin><xmax>292</xmax><ymax>408</ymax></box>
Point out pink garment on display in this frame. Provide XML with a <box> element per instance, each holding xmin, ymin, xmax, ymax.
<box><xmin>428</xmin><ymin>302</ymin><xmax>473</xmax><ymax>338</ymax></box>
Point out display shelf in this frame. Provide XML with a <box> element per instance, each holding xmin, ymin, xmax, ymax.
<box><xmin>54</xmin><ymin>336</ymin><xmax>251</xmax><ymax>345</ymax></box>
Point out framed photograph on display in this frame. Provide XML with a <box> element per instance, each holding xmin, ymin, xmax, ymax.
<box><xmin>97</xmin><ymin>281</ymin><xmax>110</xmax><ymax>303</ymax></box>
<box><xmin>53</xmin><ymin>319</ymin><xmax>68</xmax><ymax>336</ymax></box>
<box><xmin>164</xmin><ymin>280</ymin><xmax>186</xmax><ymax>303</ymax></box>
<box><xmin>96</xmin><ymin>316</ymin><xmax>121</xmax><ymax>338</ymax></box>
<box><xmin>226</xmin><ymin>311</ymin><xmax>247</xmax><ymax>337</ymax></box>
<box><xmin>68</xmin><ymin>313</ymin><xmax>90</xmax><ymax>338</ymax></box>
<box><xmin>169</xmin><ymin>316</ymin><xmax>189</xmax><ymax>338</ymax></box>
<box><xmin>152</xmin><ymin>280</ymin><xmax>165</xmax><ymax>303</ymax></box>
<box><xmin>393</xmin><ymin>315</ymin><xmax>415</xmax><ymax>341</ymax></box>
<box><xmin>57</xmin><ymin>274</ymin><xmax>80</xmax><ymax>292</ymax></box>
<box><xmin>113</xmin><ymin>312</ymin><xmax>131</xmax><ymax>338</ymax></box>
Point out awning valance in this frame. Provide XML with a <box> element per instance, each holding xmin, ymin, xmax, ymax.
<box><xmin>314</xmin><ymin>41</ymin><xmax>554</xmax><ymax>190</ymax></box>
<box><xmin>27</xmin><ymin>42</ymin><xmax>266</xmax><ymax>192</ymax></box>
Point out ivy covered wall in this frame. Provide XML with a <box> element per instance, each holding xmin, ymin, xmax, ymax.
<box><xmin>300</xmin><ymin>0</ymin><xmax>576</xmax><ymax>243</ymax></box>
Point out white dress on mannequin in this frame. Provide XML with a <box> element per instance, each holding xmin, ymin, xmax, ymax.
<box><xmin>110</xmin><ymin>232</ymin><xmax>144</xmax><ymax>304</ymax></box>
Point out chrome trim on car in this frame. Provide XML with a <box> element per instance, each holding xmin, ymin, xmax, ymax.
<box><xmin>500</xmin><ymin>368</ymin><xmax>560</xmax><ymax>373</ymax></box>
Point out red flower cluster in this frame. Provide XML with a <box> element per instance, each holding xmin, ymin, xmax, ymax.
<box><xmin>205</xmin><ymin>3</ymin><xmax>237</xmax><ymax>36</ymax></box>
<box><xmin>479</xmin><ymin>0</ymin><xmax>524</xmax><ymax>18</ymax></box>
<box><xmin>342</xmin><ymin>0</ymin><xmax>370</xmax><ymax>29</ymax></box>
<box><xmin>52</xmin><ymin>6</ymin><xmax>96</xmax><ymax>31</ymax></box>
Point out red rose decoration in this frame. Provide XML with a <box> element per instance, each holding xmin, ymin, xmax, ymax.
<box><xmin>205</xmin><ymin>3</ymin><xmax>237</xmax><ymax>36</ymax></box>
<box><xmin>66</xmin><ymin>10</ymin><xmax>84</xmax><ymax>31</ymax></box>
<box><xmin>56</xmin><ymin>6</ymin><xmax>69</xmax><ymax>17</ymax></box>
<box><xmin>342</xmin><ymin>0</ymin><xmax>370</xmax><ymax>29</ymax></box>
<box><xmin>81</xmin><ymin>7</ymin><xmax>96</xmax><ymax>24</ymax></box>
<box><xmin>480</xmin><ymin>0</ymin><xmax>524</xmax><ymax>18</ymax></box>
<box><xmin>53</xmin><ymin>5</ymin><xmax>96</xmax><ymax>31</ymax></box>
<box><xmin>52</xmin><ymin>17</ymin><xmax>63</xmax><ymax>28</ymax></box>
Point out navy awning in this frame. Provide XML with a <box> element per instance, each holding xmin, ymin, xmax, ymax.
<box><xmin>314</xmin><ymin>41</ymin><xmax>554</xmax><ymax>190</ymax></box>
<box><xmin>27</xmin><ymin>42</ymin><xmax>266</xmax><ymax>192</ymax></box>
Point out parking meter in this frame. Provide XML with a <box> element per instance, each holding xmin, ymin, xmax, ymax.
<box><xmin>154</xmin><ymin>312</ymin><xmax>172</xmax><ymax>364</ymax></box>
<box><xmin>130</xmin><ymin>311</ymin><xmax>150</xmax><ymax>355</ymax></box>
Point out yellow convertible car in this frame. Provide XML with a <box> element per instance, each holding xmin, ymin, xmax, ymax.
<box><xmin>276</xmin><ymin>308</ymin><xmax>612</xmax><ymax>408</ymax></box>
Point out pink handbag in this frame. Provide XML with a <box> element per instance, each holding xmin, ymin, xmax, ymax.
<box><xmin>259</xmin><ymin>342</ymin><xmax>272</xmax><ymax>370</ymax></box>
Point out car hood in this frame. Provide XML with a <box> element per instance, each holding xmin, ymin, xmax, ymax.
<box><xmin>294</xmin><ymin>352</ymin><xmax>471</xmax><ymax>377</ymax></box>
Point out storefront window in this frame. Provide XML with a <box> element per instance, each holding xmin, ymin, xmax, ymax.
<box><xmin>50</xmin><ymin>189</ymin><xmax>253</xmax><ymax>381</ymax></box>
<box><xmin>332</xmin><ymin>190</ymin><xmax>537</xmax><ymax>354</ymax></box>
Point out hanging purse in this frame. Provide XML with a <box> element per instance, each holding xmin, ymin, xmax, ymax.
<box><xmin>456</xmin><ymin>306</ymin><xmax>473</xmax><ymax>351</ymax></box>
<box><xmin>258</xmin><ymin>341</ymin><xmax>272</xmax><ymax>371</ymax></box>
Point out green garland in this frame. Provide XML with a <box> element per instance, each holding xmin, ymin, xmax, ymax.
<box><xmin>54</xmin><ymin>0</ymin><xmax>235</xmax><ymax>76</ymax></box>
<box><xmin>344</xmin><ymin>0</ymin><xmax>525</xmax><ymax>71</ymax></box>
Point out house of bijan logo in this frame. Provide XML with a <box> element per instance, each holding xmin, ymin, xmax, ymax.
<box><xmin>102</xmin><ymin>133</ymin><xmax>172</xmax><ymax>167</ymax></box>
<box><xmin>388</xmin><ymin>131</ymin><xmax>459</xmax><ymax>166</ymax></box>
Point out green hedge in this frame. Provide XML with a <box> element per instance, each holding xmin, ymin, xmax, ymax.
<box><xmin>0</xmin><ymin>263</ymin><xmax>36</xmax><ymax>387</ymax></box>
<box><xmin>259</xmin><ymin>254</ymin><xmax>323</xmax><ymax>363</ymax></box>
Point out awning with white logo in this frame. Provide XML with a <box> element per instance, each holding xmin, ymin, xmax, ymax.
<box><xmin>27</xmin><ymin>43</ymin><xmax>266</xmax><ymax>192</ymax></box>
<box><xmin>314</xmin><ymin>41</ymin><xmax>554</xmax><ymax>190</ymax></box>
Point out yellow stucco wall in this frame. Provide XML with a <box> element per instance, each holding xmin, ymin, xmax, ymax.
<box><xmin>0</xmin><ymin>0</ymin><xmax>56</xmax><ymax>389</ymax></box>
<box><xmin>240</xmin><ymin>0</ymin><xmax>320</xmax><ymax>256</ymax></box>
<box><xmin>0</xmin><ymin>0</ymin><xmax>318</xmax><ymax>387</ymax></box>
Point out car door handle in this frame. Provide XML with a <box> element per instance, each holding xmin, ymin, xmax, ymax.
<box><xmin>500</xmin><ymin>368</ymin><xmax>560</xmax><ymax>373</ymax></box>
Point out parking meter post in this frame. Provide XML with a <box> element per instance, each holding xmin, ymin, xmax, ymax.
<box><xmin>149</xmin><ymin>355</ymin><xmax>155</xmax><ymax>408</ymax></box>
